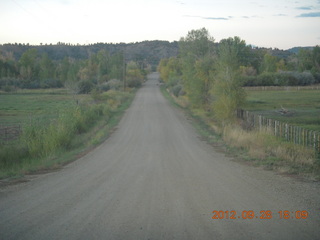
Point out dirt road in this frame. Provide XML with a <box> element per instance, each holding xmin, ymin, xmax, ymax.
<box><xmin>1</xmin><ymin>73</ymin><xmax>319</xmax><ymax>239</ymax></box>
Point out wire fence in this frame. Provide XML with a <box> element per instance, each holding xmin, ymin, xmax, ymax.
<box><xmin>237</xmin><ymin>109</ymin><xmax>320</xmax><ymax>154</ymax></box>
<box><xmin>244</xmin><ymin>85</ymin><xmax>320</xmax><ymax>91</ymax></box>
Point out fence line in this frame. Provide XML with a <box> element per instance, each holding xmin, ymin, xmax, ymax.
<box><xmin>236</xmin><ymin>109</ymin><xmax>320</xmax><ymax>154</ymax></box>
<box><xmin>244</xmin><ymin>85</ymin><xmax>320</xmax><ymax>91</ymax></box>
<box><xmin>0</xmin><ymin>124</ymin><xmax>22</xmax><ymax>144</ymax></box>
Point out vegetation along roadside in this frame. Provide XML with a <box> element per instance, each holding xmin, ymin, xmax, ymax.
<box><xmin>158</xmin><ymin>28</ymin><xmax>320</xmax><ymax>181</ymax></box>
<box><xmin>0</xmin><ymin>89</ymin><xmax>136</xmax><ymax>180</ymax></box>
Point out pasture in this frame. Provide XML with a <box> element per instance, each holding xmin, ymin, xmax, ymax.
<box><xmin>244</xmin><ymin>89</ymin><xmax>320</xmax><ymax>132</ymax></box>
<box><xmin>0</xmin><ymin>89</ymin><xmax>85</xmax><ymax>127</ymax></box>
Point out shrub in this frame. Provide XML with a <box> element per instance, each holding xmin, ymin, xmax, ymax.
<box><xmin>104</xmin><ymin>79</ymin><xmax>122</xmax><ymax>91</ymax></box>
<box><xmin>166</xmin><ymin>76</ymin><xmax>180</xmax><ymax>89</ymax></box>
<box><xmin>40</xmin><ymin>78</ymin><xmax>63</xmax><ymax>88</ymax></box>
<box><xmin>257</xmin><ymin>72</ymin><xmax>277</xmax><ymax>86</ymax></box>
<box><xmin>2</xmin><ymin>85</ymin><xmax>14</xmax><ymax>92</ymax></box>
<box><xmin>293</xmin><ymin>71</ymin><xmax>315</xmax><ymax>85</ymax></box>
<box><xmin>243</xmin><ymin>71</ymin><xmax>316</xmax><ymax>86</ymax></box>
<box><xmin>172</xmin><ymin>84</ymin><xmax>182</xmax><ymax>97</ymax></box>
<box><xmin>313</xmin><ymin>73</ymin><xmax>320</xmax><ymax>84</ymax></box>
<box><xmin>242</xmin><ymin>76</ymin><xmax>257</xmax><ymax>86</ymax></box>
<box><xmin>0</xmin><ymin>78</ymin><xmax>21</xmax><ymax>89</ymax></box>
<box><xmin>78</xmin><ymin>80</ymin><xmax>94</xmax><ymax>94</ymax></box>
<box><xmin>127</xmin><ymin>78</ymin><xmax>142</xmax><ymax>88</ymax></box>
<box><xmin>0</xmin><ymin>144</ymin><xmax>28</xmax><ymax>168</ymax></box>
<box><xmin>98</xmin><ymin>83</ymin><xmax>110</xmax><ymax>92</ymax></box>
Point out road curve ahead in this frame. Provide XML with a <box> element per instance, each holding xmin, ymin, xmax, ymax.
<box><xmin>1</xmin><ymin>73</ymin><xmax>320</xmax><ymax>240</ymax></box>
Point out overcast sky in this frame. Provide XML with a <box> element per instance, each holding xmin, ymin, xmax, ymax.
<box><xmin>1</xmin><ymin>0</ymin><xmax>320</xmax><ymax>49</ymax></box>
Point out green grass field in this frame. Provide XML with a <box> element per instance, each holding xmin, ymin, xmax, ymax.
<box><xmin>0</xmin><ymin>89</ymin><xmax>88</xmax><ymax>126</ymax></box>
<box><xmin>0</xmin><ymin>88</ymin><xmax>134</xmax><ymax>178</ymax></box>
<box><xmin>244</xmin><ymin>89</ymin><xmax>320</xmax><ymax>131</ymax></box>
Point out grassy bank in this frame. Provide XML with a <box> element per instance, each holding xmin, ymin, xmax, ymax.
<box><xmin>161</xmin><ymin>86</ymin><xmax>320</xmax><ymax>180</ymax></box>
<box><xmin>0</xmin><ymin>89</ymin><xmax>135</xmax><ymax>179</ymax></box>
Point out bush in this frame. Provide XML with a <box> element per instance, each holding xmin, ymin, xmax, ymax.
<box><xmin>127</xmin><ymin>78</ymin><xmax>142</xmax><ymax>88</ymax></box>
<box><xmin>258</xmin><ymin>72</ymin><xmax>277</xmax><ymax>86</ymax></box>
<box><xmin>104</xmin><ymin>79</ymin><xmax>122</xmax><ymax>91</ymax></box>
<box><xmin>165</xmin><ymin>76</ymin><xmax>180</xmax><ymax>89</ymax></box>
<box><xmin>241</xmin><ymin>76</ymin><xmax>256</xmax><ymax>86</ymax></box>
<box><xmin>172</xmin><ymin>84</ymin><xmax>182</xmax><ymax>97</ymax></box>
<box><xmin>98</xmin><ymin>83</ymin><xmax>110</xmax><ymax>92</ymax></box>
<box><xmin>2</xmin><ymin>85</ymin><xmax>14</xmax><ymax>92</ymax></box>
<box><xmin>40</xmin><ymin>78</ymin><xmax>63</xmax><ymax>88</ymax></box>
<box><xmin>293</xmin><ymin>71</ymin><xmax>315</xmax><ymax>85</ymax></box>
<box><xmin>78</xmin><ymin>80</ymin><xmax>94</xmax><ymax>94</ymax></box>
<box><xmin>313</xmin><ymin>73</ymin><xmax>320</xmax><ymax>84</ymax></box>
<box><xmin>0</xmin><ymin>78</ymin><xmax>21</xmax><ymax>89</ymax></box>
<box><xmin>243</xmin><ymin>71</ymin><xmax>316</xmax><ymax>86</ymax></box>
<box><xmin>0</xmin><ymin>144</ymin><xmax>28</xmax><ymax>168</ymax></box>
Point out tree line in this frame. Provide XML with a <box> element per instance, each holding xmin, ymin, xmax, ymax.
<box><xmin>0</xmin><ymin>48</ymin><xmax>149</xmax><ymax>93</ymax></box>
<box><xmin>158</xmin><ymin>28</ymin><xmax>320</xmax><ymax>124</ymax></box>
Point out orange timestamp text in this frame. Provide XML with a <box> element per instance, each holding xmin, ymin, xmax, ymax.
<box><xmin>212</xmin><ymin>210</ymin><xmax>309</xmax><ymax>220</ymax></box>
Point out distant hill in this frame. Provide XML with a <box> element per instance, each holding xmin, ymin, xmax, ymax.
<box><xmin>1</xmin><ymin>41</ymin><xmax>316</xmax><ymax>70</ymax></box>
<box><xmin>287</xmin><ymin>46</ymin><xmax>314</xmax><ymax>54</ymax></box>
<box><xmin>0</xmin><ymin>41</ymin><xmax>179</xmax><ymax>69</ymax></box>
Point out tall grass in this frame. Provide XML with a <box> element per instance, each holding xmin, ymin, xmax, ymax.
<box><xmin>222</xmin><ymin>125</ymin><xmax>316</xmax><ymax>165</ymax></box>
<box><xmin>22</xmin><ymin>105</ymin><xmax>101</xmax><ymax>158</ymax></box>
<box><xmin>0</xmin><ymin>90</ymin><xmax>132</xmax><ymax>178</ymax></box>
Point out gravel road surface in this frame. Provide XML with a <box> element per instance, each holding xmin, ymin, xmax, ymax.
<box><xmin>0</xmin><ymin>72</ymin><xmax>319</xmax><ymax>240</ymax></box>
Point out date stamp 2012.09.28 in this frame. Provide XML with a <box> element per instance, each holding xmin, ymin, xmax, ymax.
<box><xmin>212</xmin><ymin>210</ymin><xmax>309</xmax><ymax>220</ymax></box>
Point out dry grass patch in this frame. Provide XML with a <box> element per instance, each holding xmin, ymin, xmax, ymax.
<box><xmin>223</xmin><ymin>125</ymin><xmax>317</xmax><ymax>171</ymax></box>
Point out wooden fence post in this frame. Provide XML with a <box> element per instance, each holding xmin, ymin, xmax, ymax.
<box><xmin>237</xmin><ymin>109</ymin><xmax>320</xmax><ymax>155</ymax></box>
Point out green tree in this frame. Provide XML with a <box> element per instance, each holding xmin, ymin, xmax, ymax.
<box><xmin>19</xmin><ymin>48</ymin><xmax>39</xmax><ymax>84</ymax></box>
<box><xmin>109</xmin><ymin>52</ymin><xmax>124</xmax><ymax>80</ymax></box>
<box><xmin>297</xmin><ymin>48</ymin><xmax>313</xmax><ymax>72</ymax></box>
<box><xmin>212</xmin><ymin>37</ymin><xmax>246</xmax><ymax>124</ymax></box>
<box><xmin>219</xmin><ymin>36</ymin><xmax>251</xmax><ymax>66</ymax></box>
<box><xmin>158</xmin><ymin>57</ymin><xmax>181</xmax><ymax>85</ymax></box>
<box><xmin>194</xmin><ymin>55</ymin><xmax>215</xmax><ymax>109</ymax></box>
<box><xmin>311</xmin><ymin>46</ymin><xmax>320</xmax><ymax>73</ymax></box>
<box><xmin>158</xmin><ymin>58</ymin><xmax>169</xmax><ymax>82</ymax></box>
<box><xmin>179</xmin><ymin>28</ymin><xmax>215</xmax><ymax>108</ymax></box>
<box><xmin>260</xmin><ymin>53</ymin><xmax>278</xmax><ymax>73</ymax></box>
<box><xmin>96</xmin><ymin>49</ymin><xmax>110</xmax><ymax>83</ymax></box>
<box><xmin>126</xmin><ymin>61</ymin><xmax>144</xmax><ymax>88</ymax></box>
<box><xmin>39</xmin><ymin>53</ymin><xmax>55</xmax><ymax>87</ymax></box>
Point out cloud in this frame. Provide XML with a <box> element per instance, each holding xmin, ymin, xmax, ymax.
<box><xmin>274</xmin><ymin>14</ymin><xmax>287</xmax><ymax>17</ymax></box>
<box><xmin>296</xmin><ymin>6</ymin><xmax>313</xmax><ymax>10</ymax></box>
<box><xmin>183</xmin><ymin>15</ymin><xmax>229</xmax><ymax>20</ymax></box>
<box><xmin>183</xmin><ymin>14</ymin><xmax>264</xmax><ymax>21</ymax></box>
<box><xmin>202</xmin><ymin>17</ymin><xmax>229</xmax><ymax>20</ymax></box>
<box><xmin>296</xmin><ymin>12</ymin><xmax>320</xmax><ymax>17</ymax></box>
